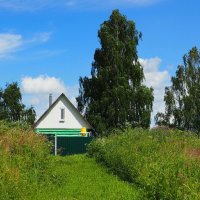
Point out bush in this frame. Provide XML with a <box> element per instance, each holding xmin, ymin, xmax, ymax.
<box><xmin>88</xmin><ymin>128</ymin><xmax>200</xmax><ymax>200</ymax></box>
<box><xmin>0</xmin><ymin>121</ymin><xmax>58</xmax><ymax>199</ymax></box>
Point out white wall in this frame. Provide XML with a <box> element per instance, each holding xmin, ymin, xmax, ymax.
<box><xmin>35</xmin><ymin>96</ymin><xmax>92</xmax><ymax>129</ymax></box>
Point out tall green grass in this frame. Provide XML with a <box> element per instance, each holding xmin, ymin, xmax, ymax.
<box><xmin>48</xmin><ymin>155</ymin><xmax>141</xmax><ymax>200</ymax></box>
<box><xmin>88</xmin><ymin>128</ymin><xmax>200</xmax><ymax>200</ymax></box>
<box><xmin>0</xmin><ymin>121</ymin><xmax>141</xmax><ymax>199</ymax></box>
<box><xmin>0</xmin><ymin>121</ymin><xmax>58</xmax><ymax>199</ymax></box>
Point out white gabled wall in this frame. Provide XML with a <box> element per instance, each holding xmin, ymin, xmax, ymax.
<box><xmin>35</xmin><ymin>96</ymin><xmax>92</xmax><ymax>129</ymax></box>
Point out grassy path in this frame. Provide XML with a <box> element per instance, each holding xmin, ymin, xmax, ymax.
<box><xmin>36</xmin><ymin>155</ymin><xmax>141</xmax><ymax>200</ymax></box>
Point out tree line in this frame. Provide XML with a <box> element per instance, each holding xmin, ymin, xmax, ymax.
<box><xmin>0</xmin><ymin>82</ymin><xmax>36</xmax><ymax>125</ymax></box>
<box><xmin>155</xmin><ymin>47</ymin><xmax>200</xmax><ymax>132</ymax></box>
<box><xmin>77</xmin><ymin>9</ymin><xmax>200</xmax><ymax>135</ymax></box>
<box><xmin>1</xmin><ymin>10</ymin><xmax>200</xmax><ymax>134</ymax></box>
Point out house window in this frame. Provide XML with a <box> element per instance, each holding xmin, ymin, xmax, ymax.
<box><xmin>60</xmin><ymin>108</ymin><xmax>65</xmax><ymax>121</ymax></box>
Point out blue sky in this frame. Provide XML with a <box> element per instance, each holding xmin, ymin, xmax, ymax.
<box><xmin>0</xmin><ymin>0</ymin><xmax>200</xmax><ymax>122</ymax></box>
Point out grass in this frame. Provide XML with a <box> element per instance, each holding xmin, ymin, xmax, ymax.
<box><xmin>0</xmin><ymin>121</ymin><xmax>141</xmax><ymax>200</ymax></box>
<box><xmin>0</xmin><ymin>121</ymin><xmax>55</xmax><ymax>200</ymax></box>
<box><xmin>35</xmin><ymin>155</ymin><xmax>141</xmax><ymax>200</ymax></box>
<box><xmin>5</xmin><ymin>119</ymin><xmax>200</xmax><ymax>199</ymax></box>
<box><xmin>88</xmin><ymin>128</ymin><xmax>200</xmax><ymax>200</ymax></box>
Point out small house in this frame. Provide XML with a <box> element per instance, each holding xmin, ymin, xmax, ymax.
<box><xmin>34</xmin><ymin>93</ymin><xmax>93</xmax><ymax>155</ymax></box>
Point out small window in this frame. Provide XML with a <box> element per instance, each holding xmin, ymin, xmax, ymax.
<box><xmin>60</xmin><ymin>108</ymin><xmax>65</xmax><ymax>121</ymax></box>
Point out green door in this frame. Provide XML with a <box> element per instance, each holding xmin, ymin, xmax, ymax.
<box><xmin>57</xmin><ymin>137</ymin><xmax>93</xmax><ymax>155</ymax></box>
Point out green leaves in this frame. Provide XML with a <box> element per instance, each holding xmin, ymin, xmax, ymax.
<box><xmin>88</xmin><ymin>128</ymin><xmax>200</xmax><ymax>200</ymax></box>
<box><xmin>0</xmin><ymin>82</ymin><xmax>36</xmax><ymax>125</ymax></box>
<box><xmin>155</xmin><ymin>47</ymin><xmax>200</xmax><ymax>133</ymax></box>
<box><xmin>77</xmin><ymin>10</ymin><xmax>154</xmax><ymax>134</ymax></box>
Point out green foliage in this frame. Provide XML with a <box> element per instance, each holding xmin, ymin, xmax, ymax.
<box><xmin>0</xmin><ymin>121</ymin><xmax>58</xmax><ymax>200</ymax></box>
<box><xmin>88</xmin><ymin>128</ymin><xmax>200</xmax><ymax>200</ymax></box>
<box><xmin>3</xmin><ymin>82</ymin><xmax>23</xmax><ymax>121</ymax></box>
<box><xmin>0</xmin><ymin>82</ymin><xmax>36</xmax><ymax>125</ymax></box>
<box><xmin>155</xmin><ymin>47</ymin><xmax>200</xmax><ymax>133</ymax></box>
<box><xmin>0</xmin><ymin>121</ymin><xmax>141</xmax><ymax>199</ymax></box>
<box><xmin>77</xmin><ymin>10</ymin><xmax>154</xmax><ymax>135</ymax></box>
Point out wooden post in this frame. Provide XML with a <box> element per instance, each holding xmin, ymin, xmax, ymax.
<box><xmin>55</xmin><ymin>134</ymin><xmax>57</xmax><ymax>156</ymax></box>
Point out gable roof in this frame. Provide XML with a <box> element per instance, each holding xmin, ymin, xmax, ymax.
<box><xmin>33</xmin><ymin>93</ymin><xmax>93</xmax><ymax>129</ymax></box>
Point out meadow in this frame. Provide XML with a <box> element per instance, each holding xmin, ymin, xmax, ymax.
<box><xmin>88</xmin><ymin>127</ymin><xmax>200</xmax><ymax>200</ymax></box>
<box><xmin>0</xmin><ymin>121</ymin><xmax>140</xmax><ymax>200</ymax></box>
<box><xmin>2</xmin><ymin>120</ymin><xmax>200</xmax><ymax>199</ymax></box>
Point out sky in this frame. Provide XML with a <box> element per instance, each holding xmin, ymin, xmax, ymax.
<box><xmin>0</xmin><ymin>0</ymin><xmax>200</xmax><ymax>125</ymax></box>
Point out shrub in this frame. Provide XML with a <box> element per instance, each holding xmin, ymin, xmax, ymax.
<box><xmin>0</xmin><ymin>121</ymin><xmax>57</xmax><ymax>199</ymax></box>
<box><xmin>88</xmin><ymin>128</ymin><xmax>200</xmax><ymax>199</ymax></box>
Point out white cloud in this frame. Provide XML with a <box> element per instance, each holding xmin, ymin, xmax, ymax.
<box><xmin>22</xmin><ymin>75</ymin><xmax>66</xmax><ymax>94</ymax></box>
<box><xmin>0</xmin><ymin>0</ymin><xmax>163</xmax><ymax>11</ymax></box>
<box><xmin>0</xmin><ymin>32</ymin><xmax>51</xmax><ymax>59</ymax></box>
<box><xmin>21</xmin><ymin>75</ymin><xmax>79</xmax><ymax>119</ymax></box>
<box><xmin>28</xmin><ymin>32</ymin><xmax>51</xmax><ymax>43</ymax></box>
<box><xmin>0</xmin><ymin>0</ymin><xmax>55</xmax><ymax>11</ymax></box>
<box><xmin>139</xmin><ymin>57</ymin><xmax>161</xmax><ymax>73</ymax></box>
<box><xmin>139</xmin><ymin>57</ymin><xmax>171</xmax><ymax>126</ymax></box>
<box><xmin>0</xmin><ymin>34</ymin><xmax>23</xmax><ymax>58</ymax></box>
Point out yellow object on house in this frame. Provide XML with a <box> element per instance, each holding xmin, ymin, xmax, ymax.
<box><xmin>81</xmin><ymin>127</ymin><xmax>86</xmax><ymax>133</ymax></box>
<box><xmin>81</xmin><ymin>127</ymin><xmax>87</xmax><ymax>136</ymax></box>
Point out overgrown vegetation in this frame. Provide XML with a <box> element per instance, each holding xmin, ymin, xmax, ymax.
<box><xmin>0</xmin><ymin>121</ymin><xmax>58</xmax><ymax>199</ymax></box>
<box><xmin>0</xmin><ymin>121</ymin><xmax>141</xmax><ymax>199</ymax></box>
<box><xmin>88</xmin><ymin>128</ymin><xmax>200</xmax><ymax>200</ymax></box>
